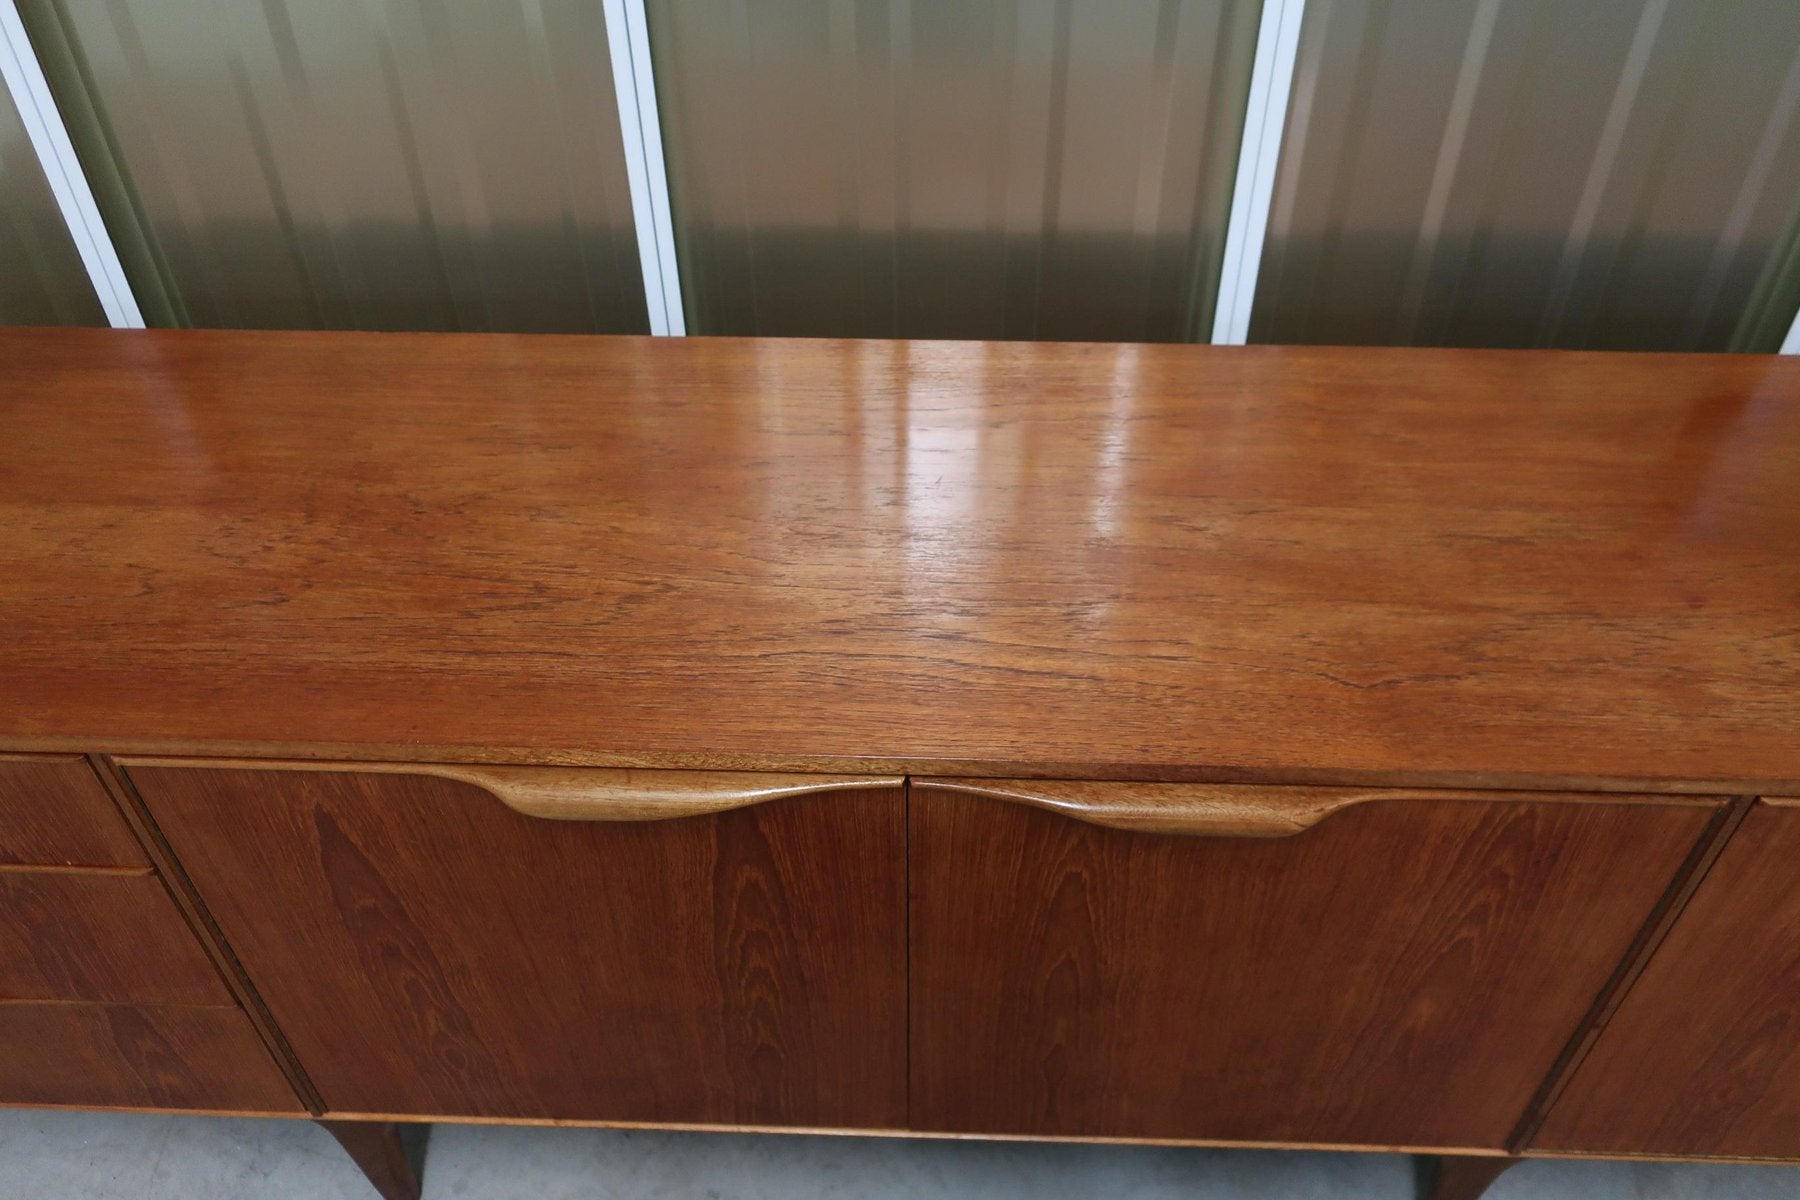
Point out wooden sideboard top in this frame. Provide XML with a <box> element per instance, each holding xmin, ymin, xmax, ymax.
<box><xmin>3</xmin><ymin>328</ymin><xmax>1797</xmax><ymax>793</ymax></box>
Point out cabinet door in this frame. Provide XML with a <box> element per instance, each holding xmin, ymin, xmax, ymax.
<box><xmin>1533</xmin><ymin>801</ymin><xmax>1800</xmax><ymax>1159</ymax></box>
<box><xmin>128</xmin><ymin>763</ymin><xmax>906</xmax><ymax>1127</ymax></box>
<box><xmin>909</xmin><ymin>781</ymin><xmax>1720</xmax><ymax>1150</ymax></box>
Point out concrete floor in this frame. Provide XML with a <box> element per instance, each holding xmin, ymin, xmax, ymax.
<box><xmin>0</xmin><ymin>1110</ymin><xmax>1795</xmax><ymax>1199</ymax></box>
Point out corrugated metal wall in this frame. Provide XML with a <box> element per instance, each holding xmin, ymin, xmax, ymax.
<box><xmin>0</xmin><ymin>81</ymin><xmax>104</xmax><ymax>325</ymax></box>
<box><xmin>8</xmin><ymin>0</ymin><xmax>1800</xmax><ymax>349</ymax></box>
<box><xmin>648</xmin><ymin>0</ymin><xmax>1260</xmax><ymax>341</ymax></box>
<box><xmin>18</xmin><ymin>0</ymin><xmax>648</xmax><ymax>332</ymax></box>
<box><xmin>1253</xmin><ymin>0</ymin><xmax>1800</xmax><ymax>351</ymax></box>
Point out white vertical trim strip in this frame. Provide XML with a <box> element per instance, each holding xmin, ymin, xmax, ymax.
<box><xmin>0</xmin><ymin>0</ymin><xmax>142</xmax><ymax>327</ymax></box>
<box><xmin>1782</xmin><ymin>307</ymin><xmax>1800</xmax><ymax>355</ymax></box>
<box><xmin>1210</xmin><ymin>0</ymin><xmax>1307</xmax><ymax>346</ymax></box>
<box><xmin>604</xmin><ymin>0</ymin><xmax>684</xmax><ymax>336</ymax></box>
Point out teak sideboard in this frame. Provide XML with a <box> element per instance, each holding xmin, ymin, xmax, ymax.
<box><xmin>3</xmin><ymin>330</ymin><xmax>1798</xmax><ymax>1200</ymax></box>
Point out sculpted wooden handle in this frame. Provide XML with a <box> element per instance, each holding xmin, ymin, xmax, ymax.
<box><xmin>121</xmin><ymin>758</ymin><xmax>901</xmax><ymax>822</ymax></box>
<box><xmin>912</xmin><ymin>778</ymin><xmax>1578</xmax><ymax>837</ymax></box>
<box><xmin>415</xmin><ymin>765</ymin><xmax>903</xmax><ymax>821</ymax></box>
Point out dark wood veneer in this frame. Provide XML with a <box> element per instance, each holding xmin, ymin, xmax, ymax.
<box><xmin>128</xmin><ymin>765</ymin><xmax>908</xmax><ymax>1128</ymax></box>
<box><xmin>910</xmin><ymin>787</ymin><xmax>1719</xmax><ymax>1148</ymax></box>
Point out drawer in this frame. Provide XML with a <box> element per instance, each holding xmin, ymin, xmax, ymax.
<box><xmin>908</xmin><ymin>778</ymin><xmax>1724</xmax><ymax>1149</ymax></box>
<box><xmin>0</xmin><ymin>871</ymin><xmax>233</xmax><ymax>1005</ymax></box>
<box><xmin>0</xmin><ymin>1001</ymin><xmax>300</xmax><ymax>1112</ymax></box>
<box><xmin>0</xmin><ymin>756</ymin><xmax>146</xmax><ymax>868</ymax></box>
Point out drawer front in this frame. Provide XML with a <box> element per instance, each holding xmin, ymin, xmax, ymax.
<box><xmin>0</xmin><ymin>756</ymin><xmax>146</xmax><ymax>867</ymax></box>
<box><xmin>909</xmin><ymin>781</ymin><xmax>1721</xmax><ymax>1150</ymax></box>
<box><xmin>0</xmin><ymin>1001</ymin><xmax>300</xmax><ymax>1112</ymax></box>
<box><xmin>1533</xmin><ymin>801</ymin><xmax>1800</xmax><ymax>1159</ymax></box>
<box><xmin>0</xmin><ymin>871</ymin><xmax>233</xmax><ymax>1005</ymax></box>
<box><xmin>129</xmin><ymin>762</ymin><xmax>908</xmax><ymax>1127</ymax></box>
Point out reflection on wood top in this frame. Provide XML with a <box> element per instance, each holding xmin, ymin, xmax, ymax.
<box><xmin>2</xmin><ymin>328</ymin><xmax>1796</xmax><ymax>791</ymax></box>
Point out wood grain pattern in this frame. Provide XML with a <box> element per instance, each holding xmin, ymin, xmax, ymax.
<box><xmin>0</xmin><ymin>871</ymin><xmax>235</xmax><ymax>1005</ymax></box>
<box><xmin>128</xmin><ymin>765</ymin><xmax>907</xmax><ymax>1127</ymax></box>
<box><xmin>1533</xmin><ymin>803</ymin><xmax>1800</xmax><ymax>1158</ymax></box>
<box><xmin>0</xmin><ymin>1001</ymin><xmax>301</xmax><ymax>1112</ymax></box>
<box><xmin>122</xmin><ymin>758</ymin><xmax>902</xmax><ymax>822</ymax></box>
<box><xmin>0</xmin><ymin>756</ymin><xmax>146</xmax><ymax>867</ymax></box>
<box><xmin>909</xmin><ymin>790</ymin><xmax>1719</xmax><ymax>1148</ymax></box>
<box><xmin>1</xmin><ymin>330</ymin><xmax>1797</xmax><ymax>793</ymax></box>
<box><xmin>914</xmin><ymin>779</ymin><xmax>1716</xmax><ymax>837</ymax></box>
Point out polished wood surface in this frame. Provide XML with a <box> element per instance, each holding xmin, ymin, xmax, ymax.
<box><xmin>1533</xmin><ymin>802</ymin><xmax>1800</xmax><ymax>1158</ymax></box>
<box><xmin>3</xmin><ymin>330</ymin><xmax>1798</xmax><ymax>792</ymax></box>
<box><xmin>315</xmin><ymin>1122</ymin><xmax>425</xmax><ymax>1200</ymax></box>
<box><xmin>0</xmin><ymin>756</ymin><xmax>146</xmax><ymax>867</ymax></box>
<box><xmin>0</xmin><ymin>870</ymin><xmax>234</xmax><ymax>1005</ymax></box>
<box><xmin>130</xmin><ymin>765</ymin><xmax>907</xmax><ymax>1127</ymax></box>
<box><xmin>123</xmin><ymin>758</ymin><xmax>903</xmax><ymax>822</ymax></box>
<box><xmin>0</xmin><ymin>1001</ymin><xmax>301</xmax><ymax>1112</ymax></box>
<box><xmin>908</xmin><ymin>790</ymin><xmax>1718</xmax><ymax>1148</ymax></box>
<box><xmin>913</xmin><ymin>779</ymin><xmax>1716</xmax><ymax>837</ymax></box>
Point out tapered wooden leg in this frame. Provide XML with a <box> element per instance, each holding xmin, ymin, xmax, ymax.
<box><xmin>1416</xmin><ymin>1154</ymin><xmax>1518</xmax><ymax>1200</ymax></box>
<box><xmin>316</xmin><ymin>1120</ymin><xmax>428</xmax><ymax>1200</ymax></box>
